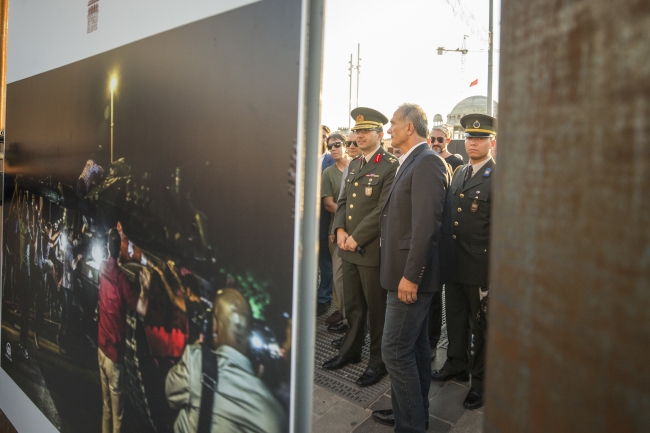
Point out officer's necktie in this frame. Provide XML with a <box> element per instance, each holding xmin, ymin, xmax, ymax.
<box><xmin>360</xmin><ymin>157</ymin><xmax>366</xmax><ymax>170</ymax></box>
<box><xmin>463</xmin><ymin>165</ymin><xmax>473</xmax><ymax>188</ymax></box>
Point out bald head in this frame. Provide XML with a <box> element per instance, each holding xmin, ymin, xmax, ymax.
<box><xmin>212</xmin><ymin>288</ymin><xmax>252</xmax><ymax>353</ymax></box>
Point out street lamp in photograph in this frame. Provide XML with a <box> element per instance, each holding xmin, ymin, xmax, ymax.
<box><xmin>110</xmin><ymin>76</ymin><xmax>117</xmax><ymax>163</ymax></box>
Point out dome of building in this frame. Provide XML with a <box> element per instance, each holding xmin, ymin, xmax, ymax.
<box><xmin>446</xmin><ymin>95</ymin><xmax>498</xmax><ymax>139</ymax></box>
<box><xmin>433</xmin><ymin>114</ymin><xmax>443</xmax><ymax>126</ymax></box>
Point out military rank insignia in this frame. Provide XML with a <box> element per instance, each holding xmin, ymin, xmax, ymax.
<box><xmin>483</xmin><ymin>167</ymin><xmax>492</xmax><ymax>178</ymax></box>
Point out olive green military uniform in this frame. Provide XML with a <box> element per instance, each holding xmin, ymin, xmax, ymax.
<box><xmin>442</xmin><ymin>114</ymin><xmax>496</xmax><ymax>394</ymax></box>
<box><xmin>332</xmin><ymin>147</ymin><xmax>397</xmax><ymax>369</ymax></box>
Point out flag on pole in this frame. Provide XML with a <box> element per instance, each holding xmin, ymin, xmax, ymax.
<box><xmin>470</xmin><ymin>78</ymin><xmax>478</xmax><ymax>87</ymax></box>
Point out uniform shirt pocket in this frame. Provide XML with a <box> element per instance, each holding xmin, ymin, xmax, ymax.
<box><xmin>363</xmin><ymin>176</ymin><xmax>380</xmax><ymax>186</ymax></box>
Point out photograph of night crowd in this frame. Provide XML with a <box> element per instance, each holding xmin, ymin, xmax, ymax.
<box><xmin>1</xmin><ymin>1</ymin><xmax>302</xmax><ymax>432</ymax></box>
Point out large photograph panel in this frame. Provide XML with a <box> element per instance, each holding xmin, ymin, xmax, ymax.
<box><xmin>1</xmin><ymin>1</ymin><xmax>301</xmax><ymax>432</ymax></box>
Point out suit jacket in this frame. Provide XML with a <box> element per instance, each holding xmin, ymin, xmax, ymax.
<box><xmin>450</xmin><ymin>158</ymin><xmax>495</xmax><ymax>286</ymax></box>
<box><xmin>332</xmin><ymin>147</ymin><xmax>398</xmax><ymax>267</ymax></box>
<box><xmin>379</xmin><ymin>144</ymin><xmax>452</xmax><ymax>293</ymax></box>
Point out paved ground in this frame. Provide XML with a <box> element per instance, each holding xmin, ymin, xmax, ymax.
<box><xmin>312</xmin><ymin>343</ymin><xmax>484</xmax><ymax>433</ymax></box>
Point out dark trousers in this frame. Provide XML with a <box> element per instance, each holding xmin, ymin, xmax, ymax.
<box><xmin>382</xmin><ymin>290</ymin><xmax>434</xmax><ymax>433</ymax></box>
<box><xmin>19</xmin><ymin>266</ymin><xmax>32</xmax><ymax>345</ymax></box>
<box><xmin>427</xmin><ymin>290</ymin><xmax>442</xmax><ymax>348</ymax></box>
<box><xmin>442</xmin><ymin>282</ymin><xmax>486</xmax><ymax>392</ymax></box>
<box><xmin>339</xmin><ymin>259</ymin><xmax>386</xmax><ymax>369</ymax></box>
<box><xmin>317</xmin><ymin>238</ymin><xmax>333</xmax><ymax>304</ymax></box>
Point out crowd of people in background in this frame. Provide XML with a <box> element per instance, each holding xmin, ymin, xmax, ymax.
<box><xmin>317</xmin><ymin>105</ymin><xmax>497</xmax><ymax>433</ymax></box>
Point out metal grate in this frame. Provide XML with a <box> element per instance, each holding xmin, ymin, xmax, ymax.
<box><xmin>313</xmin><ymin>306</ymin><xmax>391</xmax><ymax>408</ymax></box>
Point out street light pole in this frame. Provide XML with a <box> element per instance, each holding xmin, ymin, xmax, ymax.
<box><xmin>487</xmin><ymin>0</ymin><xmax>494</xmax><ymax>116</ymax></box>
<box><xmin>110</xmin><ymin>77</ymin><xmax>116</xmax><ymax>163</ymax></box>
<box><xmin>348</xmin><ymin>54</ymin><xmax>353</xmax><ymax>129</ymax></box>
<box><xmin>355</xmin><ymin>44</ymin><xmax>361</xmax><ymax>108</ymax></box>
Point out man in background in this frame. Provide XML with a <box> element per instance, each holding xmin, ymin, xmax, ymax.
<box><xmin>97</xmin><ymin>228</ymin><xmax>148</xmax><ymax>433</ymax></box>
<box><xmin>318</xmin><ymin>125</ymin><xmax>335</xmax><ymax>315</ymax></box>
<box><xmin>321</xmin><ymin>133</ymin><xmax>350</xmax><ymax>335</ymax></box>
<box><xmin>430</xmin><ymin>124</ymin><xmax>463</xmax><ymax>171</ymax></box>
<box><xmin>166</xmin><ymin>288</ymin><xmax>286</xmax><ymax>433</ymax></box>
<box><xmin>432</xmin><ymin>114</ymin><xmax>497</xmax><ymax>410</ymax></box>
<box><xmin>323</xmin><ymin>108</ymin><xmax>398</xmax><ymax>388</ymax></box>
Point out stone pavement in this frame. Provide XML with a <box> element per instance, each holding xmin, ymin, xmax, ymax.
<box><xmin>312</xmin><ymin>345</ymin><xmax>484</xmax><ymax>433</ymax></box>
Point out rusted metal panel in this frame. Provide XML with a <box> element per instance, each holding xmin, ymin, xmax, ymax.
<box><xmin>1</xmin><ymin>0</ymin><xmax>7</xmax><ymax>131</ymax></box>
<box><xmin>486</xmin><ymin>1</ymin><xmax>650</xmax><ymax>432</ymax></box>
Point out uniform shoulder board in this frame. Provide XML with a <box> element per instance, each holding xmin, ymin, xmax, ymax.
<box><xmin>387</xmin><ymin>157</ymin><xmax>397</xmax><ymax>163</ymax></box>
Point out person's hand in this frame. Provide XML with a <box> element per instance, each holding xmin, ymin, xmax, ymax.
<box><xmin>76</xmin><ymin>254</ymin><xmax>83</xmax><ymax>261</ymax></box>
<box><xmin>328</xmin><ymin>234</ymin><xmax>335</xmax><ymax>244</ymax></box>
<box><xmin>344</xmin><ymin>236</ymin><xmax>358</xmax><ymax>252</ymax></box>
<box><xmin>336</xmin><ymin>229</ymin><xmax>349</xmax><ymax>250</ymax></box>
<box><xmin>398</xmin><ymin>277</ymin><xmax>418</xmax><ymax>304</ymax></box>
<box><xmin>139</xmin><ymin>268</ymin><xmax>152</xmax><ymax>297</ymax></box>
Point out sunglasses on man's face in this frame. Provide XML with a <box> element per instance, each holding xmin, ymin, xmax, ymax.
<box><xmin>345</xmin><ymin>141</ymin><xmax>358</xmax><ymax>147</ymax></box>
<box><xmin>327</xmin><ymin>141</ymin><xmax>344</xmax><ymax>150</ymax></box>
<box><xmin>432</xmin><ymin>137</ymin><xmax>446</xmax><ymax>144</ymax></box>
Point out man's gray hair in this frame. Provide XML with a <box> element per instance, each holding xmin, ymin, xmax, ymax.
<box><xmin>398</xmin><ymin>103</ymin><xmax>428</xmax><ymax>138</ymax></box>
<box><xmin>431</xmin><ymin>124</ymin><xmax>452</xmax><ymax>139</ymax></box>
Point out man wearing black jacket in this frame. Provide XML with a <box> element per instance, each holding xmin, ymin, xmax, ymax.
<box><xmin>372</xmin><ymin>104</ymin><xmax>452</xmax><ymax>432</ymax></box>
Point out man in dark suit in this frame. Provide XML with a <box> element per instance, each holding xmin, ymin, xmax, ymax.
<box><xmin>371</xmin><ymin>104</ymin><xmax>452</xmax><ymax>432</ymax></box>
<box><xmin>322</xmin><ymin>107</ymin><xmax>398</xmax><ymax>387</ymax></box>
<box><xmin>431</xmin><ymin>113</ymin><xmax>497</xmax><ymax>410</ymax></box>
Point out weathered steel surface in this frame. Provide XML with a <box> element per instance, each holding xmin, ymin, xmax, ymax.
<box><xmin>1</xmin><ymin>0</ymin><xmax>7</xmax><ymax>131</ymax></box>
<box><xmin>486</xmin><ymin>1</ymin><xmax>650</xmax><ymax>432</ymax></box>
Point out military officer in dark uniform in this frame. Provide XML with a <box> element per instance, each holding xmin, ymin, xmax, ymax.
<box><xmin>322</xmin><ymin>107</ymin><xmax>398</xmax><ymax>387</ymax></box>
<box><xmin>431</xmin><ymin>114</ymin><xmax>496</xmax><ymax>410</ymax></box>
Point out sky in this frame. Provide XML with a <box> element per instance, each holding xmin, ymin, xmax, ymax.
<box><xmin>321</xmin><ymin>0</ymin><xmax>501</xmax><ymax>131</ymax></box>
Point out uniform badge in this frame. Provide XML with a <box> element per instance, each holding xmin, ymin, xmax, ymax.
<box><xmin>365</xmin><ymin>186</ymin><xmax>373</xmax><ymax>196</ymax></box>
<box><xmin>470</xmin><ymin>199</ymin><xmax>479</xmax><ymax>213</ymax></box>
<box><xmin>483</xmin><ymin>168</ymin><xmax>492</xmax><ymax>178</ymax></box>
<box><xmin>374</xmin><ymin>153</ymin><xmax>382</xmax><ymax>163</ymax></box>
<box><xmin>357</xmin><ymin>114</ymin><xmax>364</xmax><ymax>122</ymax></box>
<box><xmin>473</xmin><ymin>120</ymin><xmax>481</xmax><ymax>128</ymax></box>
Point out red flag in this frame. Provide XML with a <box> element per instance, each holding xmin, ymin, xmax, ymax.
<box><xmin>470</xmin><ymin>78</ymin><xmax>478</xmax><ymax>87</ymax></box>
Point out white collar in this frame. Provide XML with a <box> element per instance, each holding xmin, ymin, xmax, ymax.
<box><xmin>397</xmin><ymin>141</ymin><xmax>427</xmax><ymax>166</ymax></box>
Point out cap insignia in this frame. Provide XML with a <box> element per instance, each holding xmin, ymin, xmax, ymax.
<box><xmin>473</xmin><ymin>120</ymin><xmax>481</xmax><ymax>128</ymax></box>
<box><xmin>357</xmin><ymin>114</ymin><xmax>364</xmax><ymax>122</ymax></box>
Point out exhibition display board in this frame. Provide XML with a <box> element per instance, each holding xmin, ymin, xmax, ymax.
<box><xmin>0</xmin><ymin>0</ymin><xmax>321</xmax><ymax>432</ymax></box>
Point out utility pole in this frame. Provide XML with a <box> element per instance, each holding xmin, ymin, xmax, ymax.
<box><xmin>487</xmin><ymin>0</ymin><xmax>494</xmax><ymax>116</ymax></box>
<box><xmin>355</xmin><ymin>44</ymin><xmax>361</xmax><ymax>108</ymax></box>
<box><xmin>348</xmin><ymin>54</ymin><xmax>353</xmax><ymax>129</ymax></box>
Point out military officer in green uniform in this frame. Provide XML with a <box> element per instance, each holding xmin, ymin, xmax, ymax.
<box><xmin>322</xmin><ymin>107</ymin><xmax>398</xmax><ymax>387</ymax></box>
<box><xmin>431</xmin><ymin>113</ymin><xmax>496</xmax><ymax>410</ymax></box>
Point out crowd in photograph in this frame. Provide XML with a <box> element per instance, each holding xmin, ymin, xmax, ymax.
<box><xmin>317</xmin><ymin>104</ymin><xmax>496</xmax><ymax>433</ymax></box>
<box><xmin>2</xmin><ymin>159</ymin><xmax>289</xmax><ymax>433</ymax></box>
